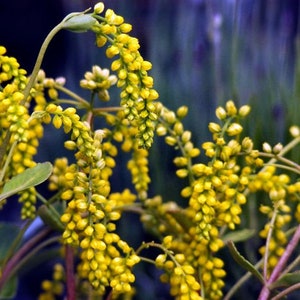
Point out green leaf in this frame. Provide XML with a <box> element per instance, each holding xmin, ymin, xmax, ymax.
<box><xmin>0</xmin><ymin>223</ymin><xmax>20</xmax><ymax>263</ymax></box>
<box><xmin>0</xmin><ymin>276</ymin><xmax>18</xmax><ymax>299</ymax></box>
<box><xmin>0</xmin><ymin>224</ymin><xmax>20</xmax><ymax>299</ymax></box>
<box><xmin>0</xmin><ymin>162</ymin><xmax>53</xmax><ymax>203</ymax></box>
<box><xmin>222</xmin><ymin>229</ymin><xmax>255</xmax><ymax>243</ymax></box>
<box><xmin>227</xmin><ymin>240</ymin><xmax>264</xmax><ymax>284</ymax></box>
<box><xmin>270</xmin><ymin>271</ymin><xmax>300</xmax><ymax>289</ymax></box>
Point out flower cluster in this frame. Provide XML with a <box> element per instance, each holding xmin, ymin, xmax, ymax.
<box><xmin>141</xmin><ymin>198</ymin><xmax>226</xmax><ymax>299</ymax></box>
<box><xmin>259</xmin><ymin>201</ymin><xmax>291</xmax><ymax>274</ymax></box>
<box><xmin>89</xmin><ymin>2</ymin><xmax>159</xmax><ymax>148</ymax></box>
<box><xmin>151</xmin><ymin>100</ymin><xmax>262</xmax><ymax>298</ymax></box>
<box><xmin>4</xmin><ymin>1</ymin><xmax>300</xmax><ymax>298</ymax></box>
<box><xmin>47</xmin><ymin>126</ymin><xmax>139</xmax><ymax>296</ymax></box>
<box><xmin>155</xmin><ymin>247</ymin><xmax>202</xmax><ymax>300</ymax></box>
<box><xmin>247</xmin><ymin>165</ymin><xmax>292</xmax><ymax>274</ymax></box>
<box><xmin>0</xmin><ymin>46</ymin><xmax>27</xmax><ymax>90</ymax></box>
<box><xmin>0</xmin><ymin>47</ymin><xmax>45</xmax><ymax>217</ymax></box>
<box><xmin>31</xmin><ymin>70</ymin><xmax>67</xmax><ymax>107</ymax></box>
<box><xmin>103</xmin><ymin>109</ymin><xmax>151</xmax><ymax>199</ymax></box>
<box><xmin>59</xmin><ymin>159</ymin><xmax>140</xmax><ymax>296</ymax></box>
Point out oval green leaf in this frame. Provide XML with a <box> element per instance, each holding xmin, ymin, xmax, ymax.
<box><xmin>222</xmin><ymin>229</ymin><xmax>255</xmax><ymax>243</ymax></box>
<box><xmin>0</xmin><ymin>162</ymin><xmax>53</xmax><ymax>203</ymax></box>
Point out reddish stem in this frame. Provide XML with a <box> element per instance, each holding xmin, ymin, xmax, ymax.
<box><xmin>65</xmin><ymin>244</ymin><xmax>76</xmax><ymax>300</ymax></box>
<box><xmin>258</xmin><ymin>224</ymin><xmax>300</xmax><ymax>300</ymax></box>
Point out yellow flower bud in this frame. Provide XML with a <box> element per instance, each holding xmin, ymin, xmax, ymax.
<box><xmin>242</xmin><ymin>137</ymin><xmax>253</xmax><ymax>152</ymax></box>
<box><xmin>165</xmin><ymin>136</ymin><xmax>177</xmax><ymax>146</ymax></box>
<box><xmin>215</xmin><ymin>106</ymin><xmax>227</xmax><ymax>120</ymax></box>
<box><xmin>226</xmin><ymin>123</ymin><xmax>243</xmax><ymax>136</ymax></box>
<box><xmin>176</xmin><ymin>168</ymin><xmax>188</xmax><ymax>178</ymax></box>
<box><xmin>225</xmin><ymin>100</ymin><xmax>237</xmax><ymax>116</ymax></box>
<box><xmin>12</xmin><ymin>91</ymin><xmax>24</xmax><ymax>102</ymax></box>
<box><xmin>64</xmin><ymin>140</ymin><xmax>77</xmax><ymax>150</ymax></box>
<box><xmin>238</xmin><ymin>105</ymin><xmax>251</xmax><ymax>117</ymax></box>
<box><xmin>106</xmin><ymin>45</ymin><xmax>119</xmax><ymax>58</ymax></box>
<box><xmin>61</xmin><ymin>190</ymin><xmax>73</xmax><ymax>201</ymax></box>
<box><xmin>176</xmin><ymin>105</ymin><xmax>188</xmax><ymax>118</ymax></box>
<box><xmin>48</xmin><ymin>88</ymin><xmax>58</xmax><ymax>99</ymax></box>
<box><xmin>119</xmin><ymin>23</ymin><xmax>132</xmax><ymax>33</ymax></box>
<box><xmin>46</xmin><ymin>103</ymin><xmax>59</xmax><ymax>113</ymax></box>
<box><xmin>155</xmin><ymin>254</ymin><xmax>166</xmax><ymax>267</ymax></box>
<box><xmin>174</xmin><ymin>122</ymin><xmax>184</xmax><ymax>135</ymax></box>
<box><xmin>273</xmin><ymin>143</ymin><xmax>283</xmax><ymax>154</ymax></box>
<box><xmin>290</xmin><ymin>125</ymin><xmax>300</xmax><ymax>137</ymax></box>
<box><xmin>181</xmin><ymin>131</ymin><xmax>191</xmax><ymax>143</ymax></box>
<box><xmin>262</xmin><ymin>142</ymin><xmax>272</xmax><ymax>153</ymax></box>
<box><xmin>0</xmin><ymin>46</ymin><xmax>6</xmax><ymax>55</ymax></box>
<box><xmin>84</xmin><ymin>226</ymin><xmax>94</xmax><ymax>236</ymax></box>
<box><xmin>77</xmin><ymin>218</ymin><xmax>88</xmax><ymax>230</ymax></box>
<box><xmin>52</xmin><ymin>114</ymin><xmax>62</xmax><ymax>129</ymax></box>
<box><xmin>188</xmin><ymin>148</ymin><xmax>200</xmax><ymax>158</ymax></box>
<box><xmin>94</xmin><ymin>2</ymin><xmax>105</xmax><ymax>14</ymax></box>
<box><xmin>96</xmin><ymin>35</ymin><xmax>107</xmax><ymax>47</ymax></box>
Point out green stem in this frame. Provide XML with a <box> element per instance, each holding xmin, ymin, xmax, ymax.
<box><xmin>135</xmin><ymin>241</ymin><xmax>181</xmax><ymax>269</ymax></box>
<box><xmin>281</xmin><ymin>254</ymin><xmax>300</xmax><ymax>275</ymax></box>
<box><xmin>271</xmin><ymin>282</ymin><xmax>300</xmax><ymax>300</ymax></box>
<box><xmin>54</xmin><ymin>84</ymin><xmax>90</xmax><ymax>108</ymax></box>
<box><xmin>258</xmin><ymin>152</ymin><xmax>300</xmax><ymax>174</ymax></box>
<box><xmin>0</xmin><ymin>17</ymin><xmax>68</xmax><ymax>171</ymax></box>
<box><xmin>259</xmin><ymin>136</ymin><xmax>300</xmax><ymax>170</ymax></box>
<box><xmin>138</xmin><ymin>256</ymin><xmax>157</xmax><ymax>265</ymax></box>
<box><xmin>92</xmin><ymin>106</ymin><xmax>124</xmax><ymax>114</ymax></box>
<box><xmin>21</xmin><ymin>23</ymin><xmax>64</xmax><ymax>106</ymax></box>
<box><xmin>224</xmin><ymin>258</ymin><xmax>263</xmax><ymax>300</ymax></box>
<box><xmin>263</xmin><ymin>163</ymin><xmax>300</xmax><ymax>175</ymax></box>
<box><xmin>263</xmin><ymin>202</ymin><xmax>279</xmax><ymax>280</ymax></box>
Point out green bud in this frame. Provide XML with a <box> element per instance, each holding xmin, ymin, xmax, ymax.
<box><xmin>62</xmin><ymin>13</ymin><xmax>97</xmax><ymax>32</ymax></box>
<box><xmin>38</xmin><ymin>204</ymin><xmax>64</xmax><ymax>232</ymax></box>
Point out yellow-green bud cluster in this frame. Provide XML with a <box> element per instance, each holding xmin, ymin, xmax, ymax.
<box><xmin>127</xmin><ymin>148</ymin><xmax>150</xmax><ymax>200</ymax></box>
<box><xmin>34</xmin><ymin>69</ymin><xmax>66</xmax><ymax>102</ymax></box>
<box><xmin>33</xmin><ymin>103</ymin><xmax>102</xmax><ymax>166</ymax></box>
<box><xmin>48</xmin><ymin>157</ymin><xmax>69</xmax><ymax>191</ymax></box>
<box><xmin>102</xmin><ymin>109</ymin><xmax>151</xmax><ymax>199</ymax></box>
<box><xmin>90</xmin><ymin>2</ymin><xmax>159</xmax><ymax>148</ymax></box>
<box><xmin>156</xmin><ymin>253</ymin><xmax>202</xmax><ymax>300</ymax></box>
<box><xmin>18</xmin><ymin>187</ymin><xmax>37</xmax><ymax>219</ymax></box>
<box><xmin>80</xmin><ymin>65</ymin><xmax>117</xmax><ymax>101</ymax></box>
<box><xmin>0</xmin><ymin>47</ymin><xmax>46</xmax><ymax>218</ymax></box>
<box><xmin>150</xmin><ymin>101</ymin><xmax>261</xmax><ymax>298</ymax></box>
<box><xmin>58</xmin><ymin>151</ymin><xmax>139</xmax><ymax>295</ymax></box>
<box><xmin>30</xmin><ymin>70</ymin><xmax>63</xmax><ymax>111</ymax></box>
<box><xmin>0</xmin><ymin>46</ymin><xmax>27</xmax><ymax>90</ymax></box>
<box><xmin>259</xmin><ymin>201</ymin><xmax>291</xmax><ymax>274</ymax></box>
<box><xmin>141</xmin><ymin>197</ymin><xmax>186</xmax><ymax>238</ymax></box>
